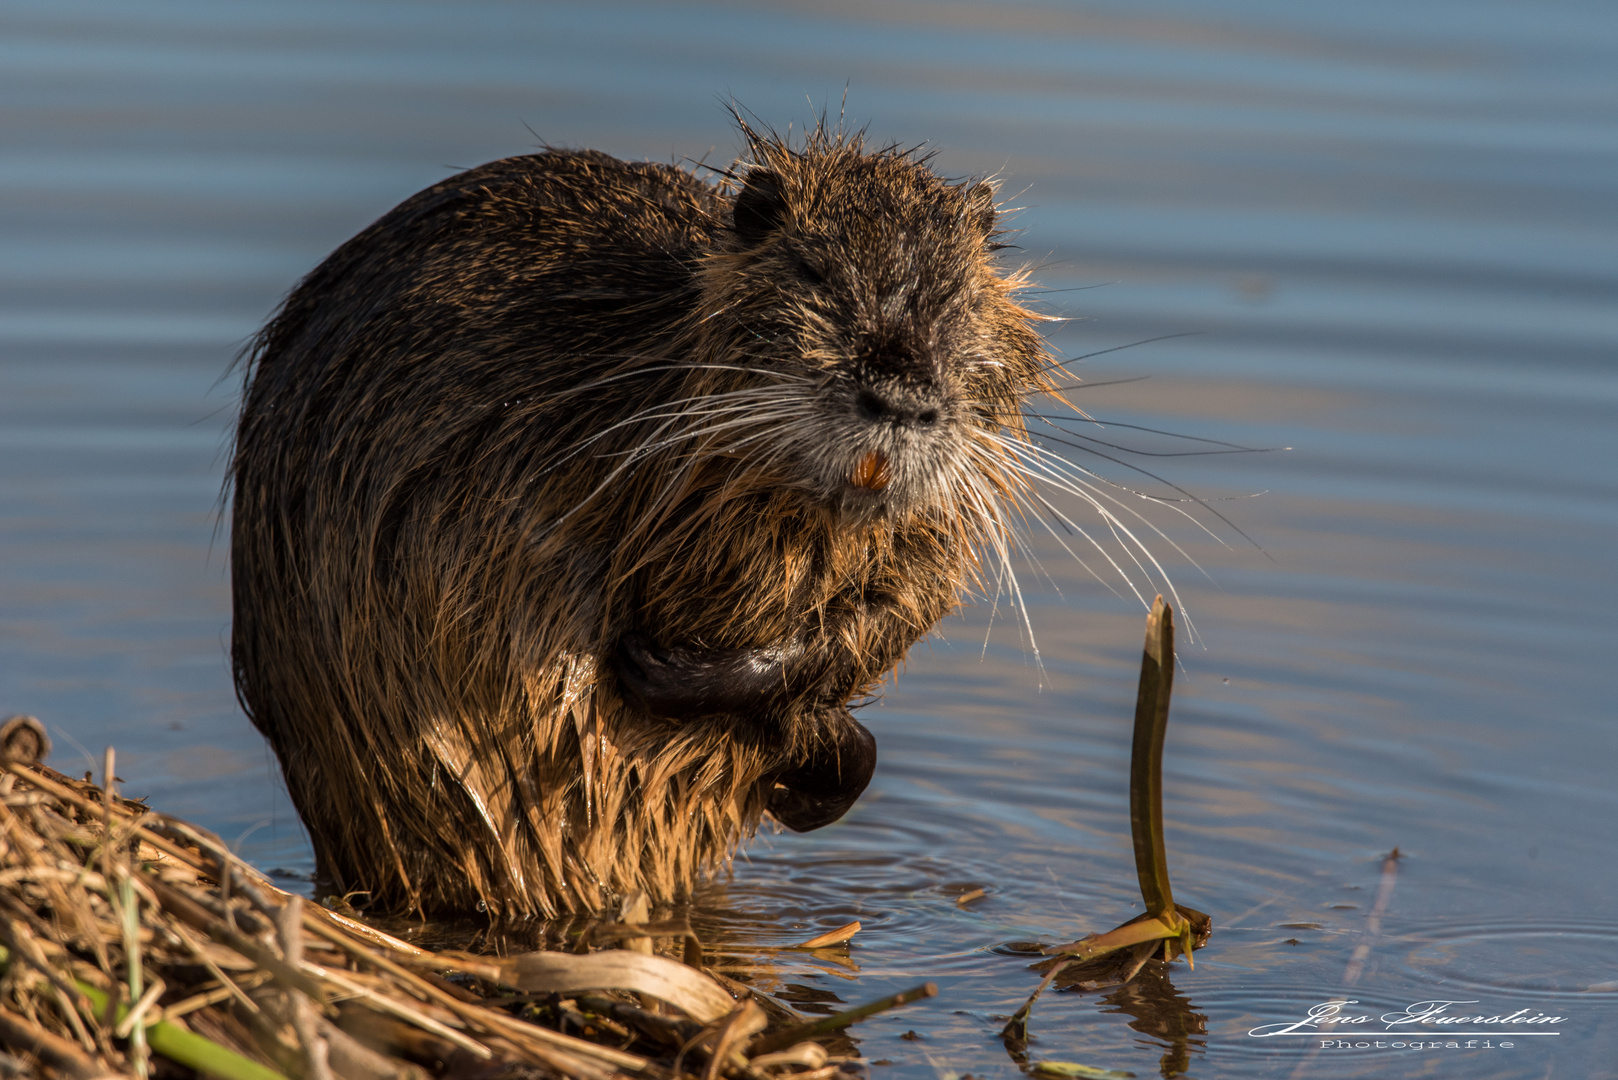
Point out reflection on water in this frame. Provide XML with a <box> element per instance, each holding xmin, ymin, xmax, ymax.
<box><xmin>1098</xmin><ymin>965</ymin><xmax>1210</xmax><ymax>1079</ymax></box>
<box><xmin>2</xmin><ymin>1</ymin><xmax>1616</xmax><ymax>1077</ymax></box>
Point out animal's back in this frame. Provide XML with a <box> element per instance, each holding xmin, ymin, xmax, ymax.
<box><xmin>234</xmin><ymin>152</ymin><xmax>740</xmax><ymax>915</ymax></box>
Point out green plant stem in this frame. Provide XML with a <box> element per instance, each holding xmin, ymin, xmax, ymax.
<box><xmin>76</xmin><ymin>981</ymin><xmax>288</xmax><ymax>1080</ymax></box>
<box><xmin>1130</xmin><ymin>596</ymin><xmax>1178</xmax><ymax>925</ymax></box>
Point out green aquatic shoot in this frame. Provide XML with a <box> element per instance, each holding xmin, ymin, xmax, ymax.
<box><xmin>75</xmin><ymin>981</ymin><xmax>289</xmax><ymax>1080</ymax></box>
<box><xmin>1003</xmin><ymin>597</ymin><xmax>1210</xmax><ymax>1041</ymax></box>
<box><xmin>1126</xmin><ymin>595</ymin><xmax>1200</xmax><ymax>964</ymax></box>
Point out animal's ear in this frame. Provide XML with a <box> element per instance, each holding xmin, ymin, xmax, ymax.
<box><xmin>964</xmin><ymin>182</ymin><xmax>998</xmax><ymax>239</ymax></box>
<box><xmin>733</xmin><ymin>170</ymin><xmax>787</xmax><ymax>246</ymax></box>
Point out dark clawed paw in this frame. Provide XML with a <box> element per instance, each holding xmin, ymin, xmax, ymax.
<box><xmin>768</xmin><ymin>710</ymin><xmax>878</xmax><ymax>832</ymax></box>
<box><xmin>617</xmin><ymin>631</ymin><xmax>668</xmax><ymax>681</ymax></box>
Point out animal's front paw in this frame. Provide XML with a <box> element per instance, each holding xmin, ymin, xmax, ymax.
<box><xmin>614</xmin><ymin>631</ymin><xmax>691</xmax><ymax>717</ymax></box>
<box><xmin>614</xmin><ymin>632</ymin><xmax>795</xmax><ymax>720</ymax></box>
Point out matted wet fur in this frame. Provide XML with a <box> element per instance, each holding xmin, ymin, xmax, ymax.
<box><xmin>230</xmin><ymin>119</ymin><xmax>1056</xmax><ymax>919</ymax></box>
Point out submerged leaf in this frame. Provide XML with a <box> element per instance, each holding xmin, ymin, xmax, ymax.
<box><xmin>1031</xmin><ymin>1062</ymin><xmax>1136</xmax><ymax>1080</ymax></box>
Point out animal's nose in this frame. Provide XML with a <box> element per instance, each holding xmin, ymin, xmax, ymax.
<box><xmin>854</xmin><ymin>387</ymin><xmax>942</xmax><ymax>429</ymax></box>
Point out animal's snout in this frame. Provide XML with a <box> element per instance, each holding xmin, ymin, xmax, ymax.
<box><xmin>853</xmin><ymin>384</ymin><xmax>943</xmax><ymax>429</ymax></box>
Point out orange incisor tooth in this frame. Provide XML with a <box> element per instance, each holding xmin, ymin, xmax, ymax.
<box><xmin>851</xmin><ymin>451</ymin><xmax>891</xmax><ymax>491</ymax></box>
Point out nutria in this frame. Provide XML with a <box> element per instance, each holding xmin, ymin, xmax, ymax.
<box><xmin>229</xmin><ymin>119</ymin><xmax>1054</xmax><ymax>919</ymax></box>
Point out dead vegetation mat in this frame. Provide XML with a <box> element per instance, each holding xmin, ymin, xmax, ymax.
<box><xmin>0</xmin><ymin>732</ymin><xmax>890</xmax><ymax>1080</ymax></box>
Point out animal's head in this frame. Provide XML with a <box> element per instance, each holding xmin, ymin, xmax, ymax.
<box><xmin>688</xmin><ymin>121</ymin><xmax>1056</xmax><ymax>533</ymax></box>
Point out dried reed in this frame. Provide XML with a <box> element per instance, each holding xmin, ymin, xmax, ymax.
<box><xmin>0</xmin><ymin>716</ymin><xmax>924</xmax><ymax>1080</ymax></box>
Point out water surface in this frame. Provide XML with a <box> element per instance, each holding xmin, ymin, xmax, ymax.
<box><xmin>2</xmin><ymin>2</ymin><xmax>1615</xmax><ymax>1077</ymax></box>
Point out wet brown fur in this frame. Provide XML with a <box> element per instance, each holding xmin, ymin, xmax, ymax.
<box><xmin>230</xmin><ymin>121</ymin><xmax>1055</xmax><ymax>919</ymax></box>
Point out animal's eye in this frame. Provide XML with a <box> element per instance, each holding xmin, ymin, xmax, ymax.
<box><xmin>797</xmin><ymin>260</ymin><xmax>826</xmax><ymax>286</ymax></box>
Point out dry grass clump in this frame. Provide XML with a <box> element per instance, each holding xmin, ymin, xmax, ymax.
<box><xmin>0</xmin><ymin>716</ymin><xmax>922</xmax><ymax>1080</ymax></box>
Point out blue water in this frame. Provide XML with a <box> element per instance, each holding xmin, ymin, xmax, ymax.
<box><xmin>2</xmin><ymin>2</ymin><xmax>1615</xmax><ymax>1077</ymax></box>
